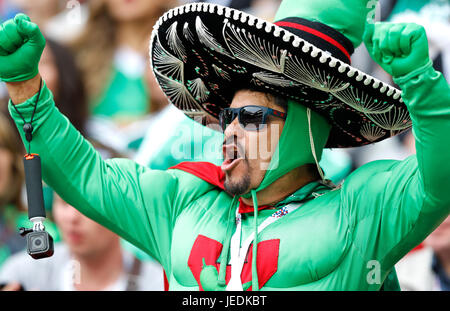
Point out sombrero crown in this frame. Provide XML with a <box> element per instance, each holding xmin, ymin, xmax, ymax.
<box><xmin>150</xmin><ymin>0</ymin><xmax>411</xmax><ymax>148</ymax></box>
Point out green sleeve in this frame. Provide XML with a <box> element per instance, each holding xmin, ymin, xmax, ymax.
<box><xmin>8</xmin><ymin>82</ymin><xmax>213</xmax><ymax>272</ymax></box>
<box><xmin>342</xmin><ymin>64</ymin><xmax>450</xmax><ymax>271</ymax></box>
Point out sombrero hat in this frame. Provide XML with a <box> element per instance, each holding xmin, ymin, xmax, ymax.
<box><xmin>149</xmin><ymin>0</ymin><xmax>411</xmax><ymax>148</ymax></box>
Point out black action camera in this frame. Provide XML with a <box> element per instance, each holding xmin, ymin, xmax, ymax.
<box><xmin>26</xmin><ymin>231</ymin><xmax>54</xmax><ymax>259</ymax></box>
<box><xmin>20</xmin><ymin>228</ymin><xmax>54</xmax><ymax>259</ymax></box>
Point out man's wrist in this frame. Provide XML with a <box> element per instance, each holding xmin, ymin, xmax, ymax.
<box><xmin>5</xmin><ymin>74</ymin><xmax>42</xmax><ymax>105</ymax></box>
<box><xmin>393</xmin><ymin>60</ymin><xmax>434</xmax><ymax>86</ymax></box>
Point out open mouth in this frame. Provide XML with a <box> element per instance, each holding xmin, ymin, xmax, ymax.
<box><xmin>221</xmin><ymin>144</ymin><xmax>244</xmax><ymax>172</ymax></box>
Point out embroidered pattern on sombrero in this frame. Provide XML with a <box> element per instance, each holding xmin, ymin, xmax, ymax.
<box><xmin>149</xmin><ymin>2</ymin><xmax>410</xmax><ymax>148</ymax></box>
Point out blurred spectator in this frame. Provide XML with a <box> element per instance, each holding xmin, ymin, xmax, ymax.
<box><xmin>70</xmin><ymin>0</ymin><xmax>178</xmax><ymax>154</ymax></box>
<box><xmin>0</xmin><ymin>110</ymin><xmax>59</xmax><ymax>268</ymax></box>
<box><xmin>0</xmin><ymin>193</ymin><xmax>164</xmax><ymax>291</ymax></box>
<box><xmin>8</xmin><ymin>0</ymin><xmax>62</xmax><ymax>28</ymax></box>
<box><xmin>0</xmin><ymin>112</ymin><xmax>59</xmax><ymax>268</ymax></box>
<box><xmin>395</xmin><ymin>216</ymin><xmax>450</xmax><ymax>291</ymax></box>
<box><xmin>0</xmin><ymin>112</ymin><xmax>25</xmax><ymax>266</ymax></box>
<box><xmin>40</xmin><ymin>38</ymin><xmax>89</xmax><ymax>136</ymax></box>
<box><xmin>4</xmin><ymin>0</ymin><xmax>88</xmax><ymax>42</ymax></box>
<box><xmin>246</xmin><ymin>0</ymin><xmax>282</xmax><ymax>21</ymax></box>
<box><xmin>40</xmin><ymin>37</ymin><xmax>132</xmax><ymax>161</ymax></box>
<box><xmin>182</xmin><ymin>0</ymin><xmax>254</xmax><ymax>10</ymax></box>
<box><xmin>0</xmin><ymin>0</ymin><xmax>21</xmax><ymax>22</ymax></box>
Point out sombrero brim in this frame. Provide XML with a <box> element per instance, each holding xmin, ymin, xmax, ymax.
<box><xmin>150</xmin><ymin>2</ymin><xmax>410</xmax><ymax>148</ymax></box>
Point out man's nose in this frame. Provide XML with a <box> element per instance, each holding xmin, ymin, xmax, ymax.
<box><xmin>224</xmin><ymin>115</ymin><xmax>241</xmax><ymax>138</ymax></box>
<box><xmin>65</xmin><ymin>204</ymin><xmax>82</xmax><ymax>223</ymax></box>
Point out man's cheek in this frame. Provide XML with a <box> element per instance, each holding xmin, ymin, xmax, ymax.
<box><xmin>244</xmin><ymin>125</ymin><xmax>280</xmax><ymax>171</ymax></box>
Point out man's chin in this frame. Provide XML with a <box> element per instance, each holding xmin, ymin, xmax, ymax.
<box><xmin>224</xmin><ymin>174</ymin><xmax>251</xmax><ymax>196</ymax></box>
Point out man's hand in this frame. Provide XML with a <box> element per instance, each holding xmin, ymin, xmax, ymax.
<box><xmin>0</xmin><ymin>13</ymin><xmax>45</xmax><ymax>82</ymax></box>
<box><xmin>363</xmin><ymin>22</ymin><xmax>431</xmax><ymax>78</ymax></box>
<box><xmin>0</xmin><ymin>14</ymin><xmax>45</xmax><ymax>104</ymax></box>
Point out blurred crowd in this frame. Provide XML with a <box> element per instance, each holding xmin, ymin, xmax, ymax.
<box><xmin>0</xmin><ymin>0</ymin><xmax>448</xmax><ymax>291</ymax></box>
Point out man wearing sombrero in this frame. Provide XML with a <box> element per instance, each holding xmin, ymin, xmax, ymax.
<box><xmin>1</xmin><ymin>0</ymin><xmax>449</xmax><ymax>290</ymax></box>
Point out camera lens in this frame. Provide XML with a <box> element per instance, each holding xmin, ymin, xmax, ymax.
<box><xmin>26</xmin><ymin>231</ymin><xmax>54</xmax><ymax>259</ymax></box>
<box><xmin>30</xmin><ymin>235</ymin><xmax>46</xmax><ymax>251</ymax></box>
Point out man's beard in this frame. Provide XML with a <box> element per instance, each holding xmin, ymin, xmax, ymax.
<box><xmin>224</xmin><ymin>174</ymin><xmax>251</xmax><ymax>196</ymax></box>
<box><xmin>223</xmin><ymin>160</ymin><xmax>251</xmax><ymax>196</ymax></box>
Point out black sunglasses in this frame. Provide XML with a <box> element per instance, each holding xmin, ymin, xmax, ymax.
<box><xmin>219</xmin><ymin>105</ymin><xmax>287</xmax><ymax>132</ymax></box>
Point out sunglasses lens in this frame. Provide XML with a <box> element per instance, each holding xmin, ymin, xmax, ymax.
<box><xmin>240</xmin><ymin>106</ymin><xmax>265</xmax><ymax>131</ymax></box>
<box><xmin>219</xmin><ymin>109</ymin><xmax>235</xmax><ymax>131</ymax></box>
<box><xmin>220</xmin><ymin>106</ymin><xmax>270</xmax><ymax>131</ymax></box>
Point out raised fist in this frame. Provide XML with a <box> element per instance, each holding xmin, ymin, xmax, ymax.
<box><xmin>363</xmin><ymin>22</ymin><xmax>431</xmax><ymax>78</ymax></box>
<box><xmin>0</xmin><ymin>14</ymin><xmax>45</xmax><ymax>82</ymax></box>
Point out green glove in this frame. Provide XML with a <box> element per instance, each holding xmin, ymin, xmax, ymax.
<box><xmin>363</xmin><ymin>22</ymin><xmax>431</xmax><ymax>78</ymax></box>
<box><xmin>0</xmin><ymin>13</ymin><xmax>45</xmax><ymax>82</ymax></box>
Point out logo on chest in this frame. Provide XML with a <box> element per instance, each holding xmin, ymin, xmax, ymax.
<box><xmin>187</xmin><ymin>234</ymin><xmax>279</xmax><ymax>291</ymax></box>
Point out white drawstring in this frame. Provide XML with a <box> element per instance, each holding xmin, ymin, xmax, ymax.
<box><xmin>307</xmin><ymin>108</ymin><xmax>325</xmax><ymax>181</ymax></box>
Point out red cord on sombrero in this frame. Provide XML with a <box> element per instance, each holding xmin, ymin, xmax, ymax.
<box><xmin>274</xmin><ymin>21</ymin><xmax>352</xmax><ymax>63</ymax></box>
